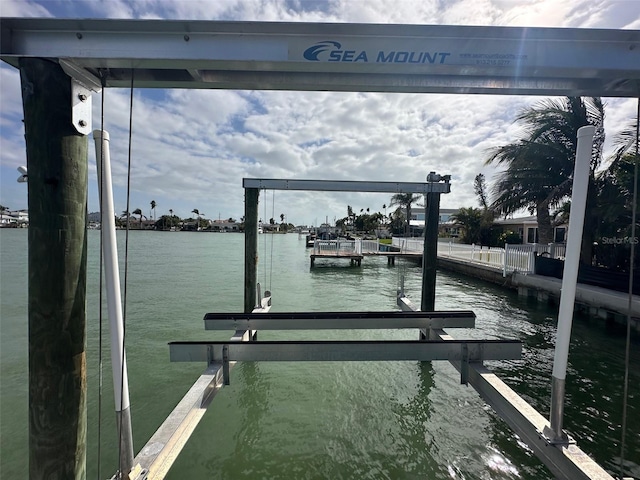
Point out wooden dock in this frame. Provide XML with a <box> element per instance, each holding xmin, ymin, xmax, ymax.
<box><xmin>310</xmin><ymin>252</ymin><xmax>363</xmax><ymax>267</ymax></box>
<box><xmin>309</xmin><ymin>239</ymin><xmax>422</xmax><ymax>267</ymax></box>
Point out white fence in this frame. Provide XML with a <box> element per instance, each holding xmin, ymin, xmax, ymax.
<box><xmin>390</xmin><ymin>237</ymin><xmax>565</xmax><ymax>276</ymax></box>
<box><xmin>314</xmin><ymin>237</ymin><xmax>565</xmax><ymax>276</ymax></box>
<box><xmin>313</xmin><ymin>239</ymin><xmax>361</xmax><ymax>255</ymax></box>
<box><xmin>391</xmin><ymin>237</ymin><xmax>424</xmax><ymax>253</ymax></box>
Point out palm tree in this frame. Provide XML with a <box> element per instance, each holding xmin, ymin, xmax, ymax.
<box><xmin>132</xmin><ymin>208</ymin><xmax>145</xmax><ymax>228</ymax></box>
<box><xmin>486</xmin><ymin>96</ymin><xmax>605</xmax><ymax>258</ymax></box>
<box><xmin>390</xmin><ymin>193</ymin><xmax>421</xmax><ymax>237</ymax></box>
<box><xmin>450</xmin><ymin>207</ymin><xmax>484</xmax><ymax>244</ymax></box>
<box><xmin>150</xmin><ymin>200</ymin><xmax>156</xmax><ymax>221</ymax></box>
<box><xmin>192</xmin><ymin>208</ymin><xmax>203</xmax><ymax>230</ymax></box>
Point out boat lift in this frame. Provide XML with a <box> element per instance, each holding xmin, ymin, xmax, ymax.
<box><xmin>2</xmin><ymin>17</ymin><xmax>638</xmax><ymax>480</ymax></box>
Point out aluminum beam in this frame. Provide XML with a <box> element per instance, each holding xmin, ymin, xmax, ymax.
<box><xmin>1</xmin><ymin>18</ymin><xmax>638</xmax><ymax>97</ymax></box>
<box><xmin>397</xmin><ymin>293</ymin><xmax>613</xmax><ymax>480</ymax></box>
<box><xmin>169</xmin><ymin>339</ymin><xmax>521</xmax><ymax>363</ymax></box>
<box><xmin>242</xmin><ymin>178</ymin><xmax>451</xmax><ymax>193</ymax></box>
<box><xmin>132</xmin><ymin>329</ymin><xmax>252</xmax><ymax>480</ymax></box>
<box><xmin>203</xmin><ymin>310</ymin><xmax>475</xmax><ymax>330</ymax></box>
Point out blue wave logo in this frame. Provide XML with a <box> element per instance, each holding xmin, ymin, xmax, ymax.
<box><xmin>303</xmin><ymin>41</ymin><xmax>341</xmax><ymax>61</ymax></box>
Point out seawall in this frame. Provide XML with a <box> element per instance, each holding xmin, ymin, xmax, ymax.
<box><xmin>436</xmin><ymin>256</ymin><xmax>640</xmax><ymax>333</ymax></box>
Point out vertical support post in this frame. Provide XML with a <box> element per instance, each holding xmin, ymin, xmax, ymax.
<box><xmin>93</xmin><ymin>130</ymin><xmax>135</xmax><ymax>475</ymax></box>
<box><xmin>244</xmin><ymin>188</ymin><xmax>259</xmax><ymax>314</ymax></box>
<box><xmin>546</xmin><ymin>125</ymin><xmax>596</xmax><ymax>444</ymax></box>
<box><xmin>421</xmin><ymin>190</ymin><xmax>440</xmax><ymax>339</ymax></box>
<box><xmin>21</xmin><ymin>58</ymin><xmax>88</xmax><ymax>479</ymax></box>
<box><xmin>503</xmin><ymin>243</ymin><xmax>509</xmax><ymax>277</ymax></box>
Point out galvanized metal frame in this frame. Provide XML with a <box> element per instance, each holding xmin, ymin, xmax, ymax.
<box><xmin>2</xmin><ymin>18</ymin><xmax>639</xmax><ymax>97</ymax></box>
<box><xmin>169</xmin><ymin>339</ymin><xmax>521</xmax><ymax>364</ymax></box>
<box><xmin>242</xmin><ymin>178</ymin><xmax>451</xmax><ymax>193</ymax></box>
<box><xmin>397</xmin><ymin>293</ymin><xmax>614</xmax><ymax>480</ymax></box>
<box><xmin>1</xmin><ymin>16</ymin><xmax>629</xmax><ymax>480</ymax></box>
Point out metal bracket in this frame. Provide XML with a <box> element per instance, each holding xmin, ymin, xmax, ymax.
<box><xmin>541</xmin><ymin>426</ymin><xmax>577</xmax><ymax>446</ymax></box>
<box><xmin>222</xmin><ymin>344</ymin><xmax>230</xmax><ymax>385</ymax></box>
<box><xmin>71</xmin><ymin>79</ymin><xmax>92</xmax><ymax>135</ymax></box>
<box><xmin>59</xmin><ymin>59</ymin><xmax>102</xmax><ymax>136</ymax></box>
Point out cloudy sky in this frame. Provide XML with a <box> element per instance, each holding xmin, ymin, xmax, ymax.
<box><xmin>1</xmin><ymin>0</ymin><xmax>638</xmax><ymax>226</ymax></box>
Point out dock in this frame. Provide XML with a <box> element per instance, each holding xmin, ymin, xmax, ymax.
<box><xmin>309</xmin><ymin>238</ymin><xmax>422</xmax><ymax>267</ymax></box>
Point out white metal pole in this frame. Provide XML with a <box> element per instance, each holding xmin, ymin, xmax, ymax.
<box><xmin>93</xmin><ymin>130</ymin><xmax>135</xmax><ymax>474</ymax></box>
<box><xmin>547</xmin><ymin>125</ymin><xmax>596</xmax><ymax>443</ymax></box>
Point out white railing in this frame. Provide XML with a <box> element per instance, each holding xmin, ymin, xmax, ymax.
<box><xmin>391</xmin><ymin>237</ymin><xmax>424</xmax><ymax>253</ymax></box>
<box><xmin>360</xmin><ymin>239</ymin><xmax>382</xmax><ymax>253</ymax></box>
<box><xmin>313</xmin><ymin>239</ymin><xmax>360</xmax><ymax>255</ymax></box>
<box><xmin>384</xmin><ymin>238</ymin><xmax>564</xmax><ymax>277</ymax></box>
<box><xmin>314</xmin><ymin>237</ymin><xmax>564</xmax><ymax>275</ymax></box>
<box><xmin>438</xmin><ymin>240</ymin><xmax>566</xmax><ymax>276</ymax></box>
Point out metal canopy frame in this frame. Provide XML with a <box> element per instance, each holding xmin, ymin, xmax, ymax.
<box><xmin>1</xmin><ymin>17</ymin><xmax>639</xmax><ymax>97</ymax></box>
<box><xmin>2</xmin><ymin>16</ymin><xmax>628</xmax><ymax>480</ymax></box>
<box><xmin>169</xmin><ymin>339</ymin><xmax>521</xmax><ymax>364</ymax></box>
<box><xmin>242</xmin><ymin>178</ymin><xmax>451</xmax><ymax>193</ymax></box>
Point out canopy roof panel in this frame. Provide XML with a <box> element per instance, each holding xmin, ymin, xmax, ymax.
<box><xmin>1</xmin><ymin>18</ymin><xmax>639</xmax><ymax>96</ymax></box>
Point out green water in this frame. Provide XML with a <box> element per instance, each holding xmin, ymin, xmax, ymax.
<box><xmin>1</xmin><ymin>229</ymin><xmax>638</xmax><ymax>479</ymax></box>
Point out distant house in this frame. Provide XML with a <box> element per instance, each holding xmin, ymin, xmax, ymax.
<box><xmin>494</xmin><ymin>215</ymin><xmax>567</xmax><ymax>244</ymax></box>
<box><xmin>410</xmin><ymin>208</ymin><xmax>460</xmax><ymax>238</ymax></box>
<box><xmin>409</xmin><ymin>208</ymin><xmax>566</xmax><ymax>244</ymax></box>
<box><xmin>209</xmin><ymin>220</ymin><xmax>240</xmax><ymax>232</ymax></box>
<box><xmin>0</xmin><ymin>209</ymin><xmax>29</xmax><ymax>227</ymax></box>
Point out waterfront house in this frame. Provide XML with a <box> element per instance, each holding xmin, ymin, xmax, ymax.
<box><xmin>410</xmin><ymin>208</ymin><xmax>566</xmax><ymax>244</ymax></box>
<box><xmin>0</xmin><ymin>209</ymin><xmax>29</xmax><ymax>227</ymax></box>
<box><xmin>493</xmin><ymin>216</ymin><xmax>567</xmax><ymax>244</ymax></box>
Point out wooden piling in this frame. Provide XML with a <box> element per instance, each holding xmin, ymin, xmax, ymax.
<box><xmin>421</xmin><ymin>191</ymin><xmax>440</xmax><ymax>339</ymax></box>
<box><xmin>20</xmin><ymin>58</ymin><xmax>88</xmax><ymax>479</ymax></box>
<box><xmin>244</xmin><ymin>188</ymin><xmax>259</xmax><ymax>313</ymax></box>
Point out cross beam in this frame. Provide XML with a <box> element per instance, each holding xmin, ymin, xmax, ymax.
<box><xmin>203</xmin><ymin>310</ymin><xmax>475</xmax><ymax>330</ymax></box>
<box><xmin>242</xmin><ymin>178</ymin><xmax>451</xmax><ymax>193</ymax></box>
<box><xmin>169</xmin><ymin>339</ymin><xmax>521</xmax><ymax>363</ymax></box>
<box><xmin>1</xmin><ymin>18</ymin><xmax>638</xmax><ymax>96</ymax></box>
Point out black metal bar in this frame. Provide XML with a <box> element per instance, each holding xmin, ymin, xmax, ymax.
<box><xmin>203</xmin><ymin>310</ymin><xmax>475</xmax><ymax>320</ymax></box>
<box><xmin>203</xmin><ymin>310</ymin><xmax>476</xmax><ymax>331</ymax></box>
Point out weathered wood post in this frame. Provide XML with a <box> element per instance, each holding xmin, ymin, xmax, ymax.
<box><xmin>21</xmin><ymin>58</ymin><xmax>88</xmax><ymax>479</ymax></box>
<box><xmin>244</xmin><ymin>188</ymin><xmax>259</xmax><ymax>315</ymax></box>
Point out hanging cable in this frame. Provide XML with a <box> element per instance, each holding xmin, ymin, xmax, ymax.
<box><xmin>619</xmin><ymin>96</ymin><xmax>639</xmax><ymax>480</ymax></box>
<box><xmin>118</xmin><ymin>71</ymin><xmax>135</xmax><ymax>476</ymax></box>
<box><xmin>96</xmin><ymin>71</ymin><xmax>107</xmax><ymax>480</ymax></box>
<box><xmin>270</xmin><ymin>190</ymin><xmax>275</xmax><ymax>292</ymax></box>
<box><xmin>262</xmin><ymin>188</ymin><xmax>268</xmax><ymax>292</ymax></box>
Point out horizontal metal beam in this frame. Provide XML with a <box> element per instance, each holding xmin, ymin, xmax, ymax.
<box><xmin>1</xmin><ymin>18</ymin><xmax>638</xmax><ymax>97</ymax></box>
<box><xmin>242</xmin><ymin>178</ymin><xmax>451</xmax><ymax>193</ymax></box>
<box><xmin>169</xmin><ymin>339</ymin><xmax>521</xmax><ymax>363</ymax></box>
<box><xmin>203</xmin><ymin>310</ymin><xmax>475</xmax><ymax>330</ymax></box>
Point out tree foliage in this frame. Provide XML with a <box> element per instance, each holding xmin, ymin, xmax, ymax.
<box><xmin>486</xmin><ymin>96</ymin><xmax>605</xmax><ymax>261</ymax></box>
<box><xmin>390</xmin><ymin>193</ymin><xmax>421</xmax><ymax>237</ymax></box>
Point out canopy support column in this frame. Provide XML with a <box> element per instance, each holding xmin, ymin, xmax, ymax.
<box><xmin>21</xmin><ymin>57</ymin><xmax>88</xmax><ymax>479</ymax></box>
<box><xmin>244</xmin><ymin>188</ymin><xmax>259</xmax><ymax>316</ymax></box>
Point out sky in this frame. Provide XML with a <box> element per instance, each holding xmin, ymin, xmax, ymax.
<box><xmin>0</xmin><ymin>0</ymin><xmax>639</xmax><ymax>226</ymax></box>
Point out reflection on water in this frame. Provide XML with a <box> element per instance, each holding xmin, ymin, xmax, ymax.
<box><xmin>1</xmin><ymin>230</ymin><xmax>638</xmax><ymax>479</ymax></box>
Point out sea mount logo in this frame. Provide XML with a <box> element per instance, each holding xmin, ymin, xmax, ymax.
<box><xmin>303</xmin><ymin>40</ymin><xmax>450</xmax><ymax>64</ymax></box>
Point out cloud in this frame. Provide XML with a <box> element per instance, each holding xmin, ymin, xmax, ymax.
<box><xmin>0</xmin><ymin>0</ymin><xmax>638</xmax><ymax>222</ymax></box>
